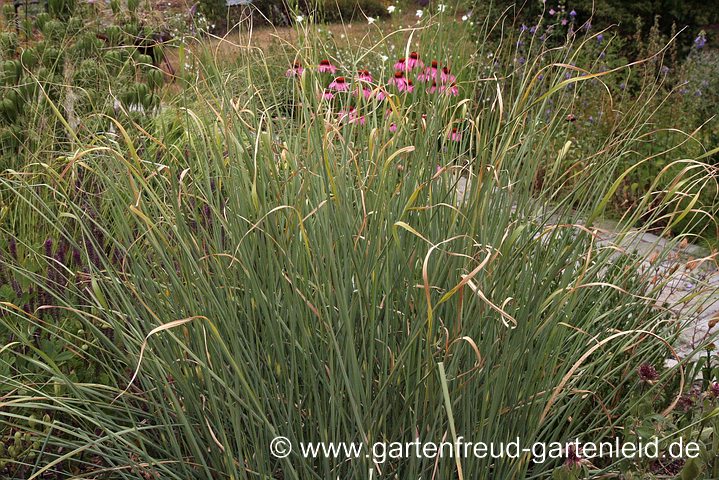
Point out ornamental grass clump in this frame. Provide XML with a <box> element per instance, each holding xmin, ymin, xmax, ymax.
<box><xmin>1</xmin><ymin>7</ymin><xmax>718</xmax><ymax>480</ymax></box>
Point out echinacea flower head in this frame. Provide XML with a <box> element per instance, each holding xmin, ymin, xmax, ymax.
<box><xmin>450</xmin><ymin>127</ymin><xmax>462</xmax><ymax>142</ymax></box>
<box><xmin>359</xmin><ymin>87</ymin><xmax>372</xmax><ymax>99</ymax></box>
<box><xmin>389</xmin><ymin>122</ymin><xmax>398</xmax><ymax>133</ymax></box>
<box><xmin>318</xmin><ymin>59</ymin><xmax>337</xmax><ymax>74</ymax></box>
<box><xmin>329</xmin><ymin>76</ymin><xmax>350</xmax><ymax>92</ymax></box>
<box><xmin>441</xmin><ymin>82</ymin><xmax>459</xmax><ymax>96</ymax></box>
<box><xmin>394</xmin><ymin>57</ymin><xmax>407</xmax><ymax>71</ymax></box>
<box><xmin>339</xmin><ymin>107</ymin><xmax>365</xmax><ymax>125</ymax></box>
<box><xmin>407</xmin><ymin>51</ymin><xmax>423</xmax><ymax>70</ymax></box>
<box><xmin>426</xmin><ymin>80</ymin><xmax>438</xmax><ymax>93</ymax></box>
<box><xmin>440</xmin><ymin>66</ymin><xmax>455</xmax><ymax>84</ymax></box>
<box><xmin>286</xmin><ymin>61</ymin><xmax>304</xmax><ymax>78</ymax></box>
<box><xmin>357</xmin><ymin>69</ymin><xmax>372</xmax><ymax>82</ymax></box>
<box><xmin>389</xmin><ymin>70</ymin><xmax>408</xmax><ymax>90</ymax></box>
<box><xmin>321</xmin><ymin>89</ymin><xmax>335</xmax><ymax>100</ymax></box>
<box><xmin>638</xmin><ymin>363</ymin><xmax>659</xmax><ymax>383</ymax></box>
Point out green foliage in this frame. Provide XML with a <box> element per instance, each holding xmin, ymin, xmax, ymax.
<box><xmin>0</xmin><ymin>4</ymin><xmax>717</xmax><ymax>479</ymax></box>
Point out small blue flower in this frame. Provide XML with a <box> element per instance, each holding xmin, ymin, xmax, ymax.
<box><xmin>569</xmin><ymin>9</ymin><xmax>576</xmax><ymax>17</ymax></box>
<box><xmin>520</xmin><ymin>23</ymin><xmax>528</xmax><ymax>32</ymax></box>
<box><xmin>694</xmin><ymin>32</ymin><xmax>706</xmax><ymax>49</ymax></box>
<box><xmin>660</xmin><ymin>66</ymin><xmax>669</xmax><ymax>75</ymax></box>
<box><xmin>596</xmin><ymin>34</ymin><xmax>604</xmax><ymax>43</ymax></box>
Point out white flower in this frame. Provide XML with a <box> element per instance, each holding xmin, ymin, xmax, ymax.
<box><xmin>381</xmin><ymin>54</ymin><xmax>389</xmax><ymax>62</ymax></box>
<box><xmin>461</xmin><ymin>15</ymin><xmax>468</xmax><ymax>21</ymax></box>
<box><xmin>295</xmin><ymin>15</ymin><xmax>304</xmax><ymax>23</ymax></box>
<box><xmin>416</xmin><ymin>9</ymin><xmax>423</xmax><ymax>17</ymax></box>
<box><xmin>367</xmin><ymin>17</ymin><xmax>376</xmax><ymax>24</ymax></box>
<box><xmin>438</xmin><ymin>4</ymin><xmax>447</xmax><ymax>13</ymax></box>
<box><xmin>387</xmin><ymin>5</ymin><xmax>396</xmax><ymax>13</ymax></box>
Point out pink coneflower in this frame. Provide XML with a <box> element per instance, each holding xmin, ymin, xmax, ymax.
<box><xmin>357</xmin><ymin>69</ymin><xmax>372</xmax><ymax>82</ymax></box>
<box><xmin>286</xmin><ymin>61</ymin><xmax>304</xmax><ymax>78</ymax></box>
<box><xmin>329</xmin><ymin>76</ymin><xmax>350</xmax><ymax>92</ymax></box>
<box><xmin>418</xmin><ymin>60</ymin><xmax>439</xmax><ymax>82</ymax></box>
<box><xmin>360</xmin><ymin>87</ymin><xmax>373</xmax><ymax>99</ymax></box>
<box><xmin>339</xmin><ymin>107</ymin><xmax>365</xmax><ymax>125</ymax></box>
<box><xmin>390</xmin><ymin>71</ymin><xmax>410</xmax><ymax>91</ymax></box>
<box><xmin>441</xmin><ymin>66</ymin><xmax>456</xmax><ymax>84</ymax></box>
<box><xmin>427</xmin><ymin>80</ymin><xmax>438</xmax><ymax>93</ymax></box>
<box><xmin>407</xmin><ymin>51</ymin><xmax>423</xmax><ymax>70</ymax></box>
<box><xmin>441</xmin><ymin>82</ymin><xmax>459</xmax><ymax>96</ymax></box>
<box><xmin>449</xmin><ymin>127</ymin><xmax>462</xmax><ymax>142</ymax></box>
<box><xmin>318</xmin><ymin>59</ymin><xmax>337</xmax><ymax>74</ymax></box>
<box><xmin>321</xmin><ymin>88</ymin><xmax>335</xmax><ymax>100</ymax></box>
<box><xmin>394</xmin><ymin>57</ymin><xmax>406</xmax><ymax>71</ymax></box>
<box><xmin>375</xmin><ymin>89</ymin><xmax>387</xmax><ymax>101</ymax></box>
<box><xmin>389</xmin><ymin>122</ymin><xmax>398</xmax><ymax>133</ymax></box>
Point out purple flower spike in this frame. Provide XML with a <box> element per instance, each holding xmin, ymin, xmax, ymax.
<box><xmin>711</xmin><ymin>382</ymin><xmax>719</xmax><ymax>398</ymax></box>
<box><xmin>638</xmin><ymin>363</ymin><xmax>659</xmax><ymax>382</ymax></box>
<box><xmin>44</xmin><ymin>238</ymin><xmax>54</xmax><ymax>257</ymax></box>
<box><xmin>8</xmin><ymin>238</ymin><xmax>17</xmax><ymax>260</ymax></box>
